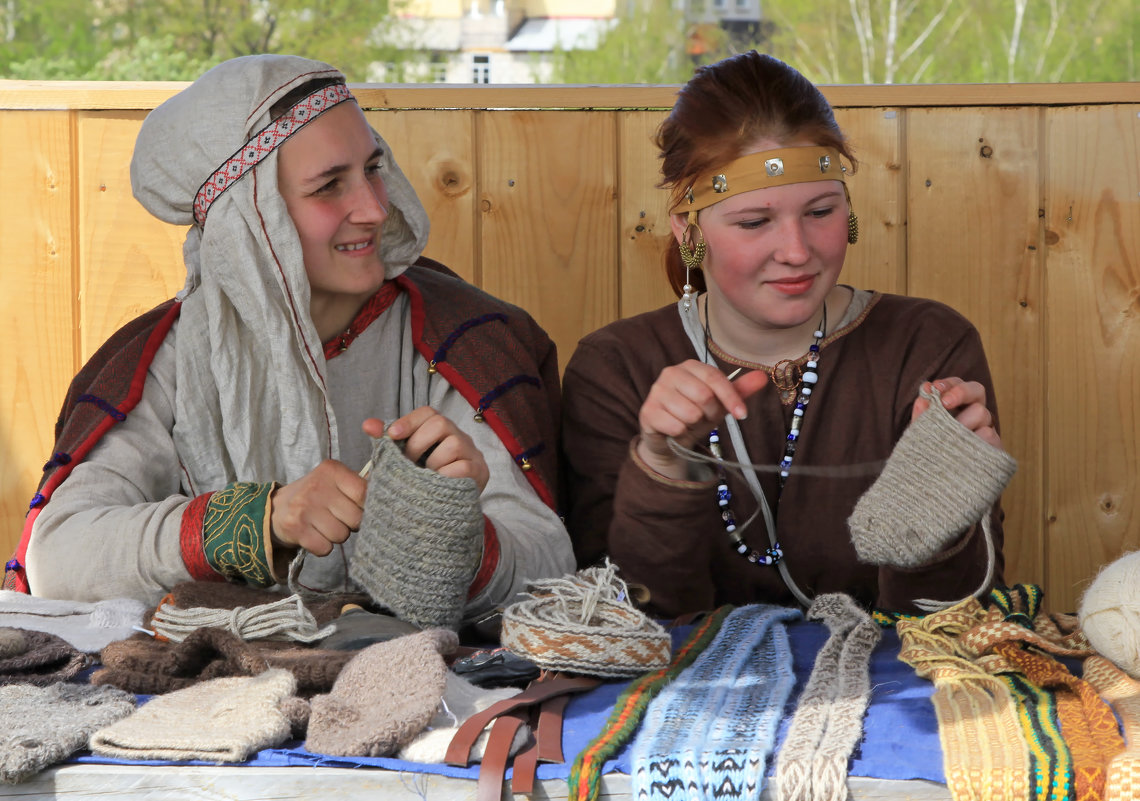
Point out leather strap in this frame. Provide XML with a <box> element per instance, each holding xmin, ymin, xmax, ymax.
<box><xmin>476</xmin><ymin>711</ymin><xmax>526</xmax><ymax>801</ymax></box>
<box><xmin>445</xmin><ymin>674</ymin><xmax>598</xmax><ymax>767</ymax></box>
<box><xmin>509</xmin><ymin>707</ymin><xmax>541</xmax><ymax>795</ymax></box>
<box><xmin>535</xmin><ymin>691</ymin><xmax>573</xmax><ymax>763</ymax></box>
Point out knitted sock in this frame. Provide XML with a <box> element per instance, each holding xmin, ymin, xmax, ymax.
<box><xmin>0</xmin><ymin>683</ymin><xmax>136</xmax><ymax>784</ymax></box>
<box><xmin>776</xmin><ymin>593</ymin><xmax>880</xmax><ymax>801</ymax></box>
<box><xmin>501</xmin><ymin>561</ymin><xmax>671</xmax><ymax>679</ymax></box>
<box><xmin>348</xmin><ymin>436</ymin><xmax>483</xmax><ymax>631</ymax></box>
<box><xmin>631</xmin><ymin>604</ymin><xmax>801</xmax><ymax>801</ymax></box>
<box><xmin>90</xmin><ymin>669</ymin><xmax>299</xmax><ymax>763</ymax></box>
<box><xmin>0</xmin><ymin>590</ymin><xmax>146</xmax><ymax>653</ymax></box>
<box><xmin>848</xmin><ymin>384</ymin><xmax>1017</xmax><ymax>568</ymax></box>
<box><xmin>0</xmin><ymin>628</ymin><xmax>87</xmax><ymax>686</ymax></box>
<box><xmin>306</xmin><ymin>628</ymin><xmax>458</xmax><ymax>757</ymax></box>
<box><xmin>397</xmin><ymin>672</ymin><xmax>525</xmax><ymax>763</ymax></box>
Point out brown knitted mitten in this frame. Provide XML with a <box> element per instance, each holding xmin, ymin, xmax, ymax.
<box><xmin>848</xmin><ymin>384</ymin><xmax>1017</xmax><ymax>568</ymax></box>
<box><xmin>306</xmin><ymin>628</ymin><xmax>458</xmax><ymax>757</ymax></box>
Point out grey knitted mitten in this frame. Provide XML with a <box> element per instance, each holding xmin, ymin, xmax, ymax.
<box><xmin>306</xmin><ymin>628</ymin><xmax>458</xmax><ymax>757</ymax></box>
<box><xmin>90</xmin><ymin>668</ymin><xmax>299</xmax><ymax>763</ymax></box>
<box><xmin>848</xmin><ymin>384</ymin><xmax>1017</xmax><ymax>568</ymax></box>
<box><xmin>0</xmin><ymin>683</ymin><xmax>136</xmax><ymax>783</ymax></box>
<box><xmin>349</xmin><ymin>436</ymin><xmax>483</xmax><ymax>631</ymax></box>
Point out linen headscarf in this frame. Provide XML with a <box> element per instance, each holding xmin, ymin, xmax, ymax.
<box><xmin>130</xmin><ymin>55</ymin><xmax>430</xmax><ymax>492</ymax></box>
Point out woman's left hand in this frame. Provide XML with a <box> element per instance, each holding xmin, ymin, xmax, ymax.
<box><xmin>911</xmin><ymin>377</ymin><xmax>1002</xmax><ymax>449</ymax></box>
<box><xmin>363</xmin><ymin>408</ymin><xmax>490</xmax><ymax>492</ymax></box>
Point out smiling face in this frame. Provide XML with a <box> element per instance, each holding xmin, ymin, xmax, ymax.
<box><xmin>277</xmin><ymin>101</ymin><xmax>390</xmax><ymax>338</ymax></box>
<box><xmin>671</xmin><ymin>141</ymin><xmax>850</xmax><ymax>350</ymax></box>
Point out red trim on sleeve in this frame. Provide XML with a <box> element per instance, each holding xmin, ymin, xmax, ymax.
<box><xmin>395</xmin><ymin>274</ymin><xmax>557</xmax><ymax>511</ymax></box>
<box><xmin>7</xmin><ymin>302</ymin><xmax>182</xmax><ymax>595</ymax></box>
<box><xmin>180</xmin><ymin>491</ymin><xmax>224</xmax><ymax>581</ymax></box>
<box><xmin>468</xmin><ymin>516</ymin><xmax>500</xmax><ymax>599</ymax></box>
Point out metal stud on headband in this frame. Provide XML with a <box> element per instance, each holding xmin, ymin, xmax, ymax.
<box><xmin>674</xmin><ymin>146</ymin><xmax>847</xmax><ymax>214</ymax></box>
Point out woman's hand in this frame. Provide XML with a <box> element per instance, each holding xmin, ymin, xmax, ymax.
<box><xmin>912</xmin><ymin>377</ymin><xmax>1003</xmax><ymax>449</ymax></box>
<box><xmin>270</xmin><ymin>460</ymin><xmax>367</xmax><ymax>556</ymax></box>
<box><xmin>365</xmin><ymin>408</ymin><xmax>490</xmax><ymax>492</ymax></box>
<box><xmin>636</xmin><ymin>360</ymin><xmax>768</xmax><ymax>480</ymax></box>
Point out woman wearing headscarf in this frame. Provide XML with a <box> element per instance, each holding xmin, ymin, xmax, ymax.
<box><xmin>561</xmin><ymin>52</ymin><xmax>1014</xmax><ymax>619</ymax></box>
<box><xmin>6</xmin><ymin>55</ymin><xmax>574</xmax><ymax>629</ymax></box>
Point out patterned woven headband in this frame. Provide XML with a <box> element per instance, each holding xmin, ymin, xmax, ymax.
<box><xmin>672</xmin><ymin>146</ymin><xmax>846</xmax><ymax>214</ymax></box>
<box><xmin>192</xmin><ymin>81</ymin><xmax>355</xmax><ymax>225</ymax></box>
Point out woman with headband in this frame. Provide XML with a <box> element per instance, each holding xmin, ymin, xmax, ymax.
<box><xmin>6</xmin><ymin>55</ymin><xmax>574</xmax><ymax>630</ymax></box>
<box><xmin>562</xmin><ymin>52</ymin><xmax>1010</xmax><ymax>618</ymax></box>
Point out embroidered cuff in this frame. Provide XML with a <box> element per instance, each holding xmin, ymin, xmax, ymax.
<box><xmin>202</xmin><ymin>482</ymin><xmax>276</xmax><ymax>587</ymax></box>
<box><xmin>467</xmin><ymin>517</ymin><xmax>499</xmax><ymax>599</ymax></box>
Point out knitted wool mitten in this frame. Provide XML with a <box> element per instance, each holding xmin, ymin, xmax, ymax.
<box><xmin>94</xmin><ymin>627</ymin><xmax>352</xmax><ymax>697</ymax></box>
<box><xmin>306</xmin><ymin>628</ymin><xmax>458</xmax><ymax>757</ymax></box>
<box><xmin>848</xmin><ymin>384</ymin><xmax>1017</xmax><ymax>568</ymax></box>
<box><xmin>349</xmin><ymin>436</ymin><xmax>483</xmax><ymax>631</ymax></box>
<box><xmin>0</xmin><ymin>683</ymin><xmax>136</xmax><ymax>784</ymax></box>
<box><xmin>90</xmin><ymin>669</ymin><xmax>299</xmax><ymax>763</ymax></box>
<box><xmin>0</xmin><ymin>628</ymin><xmax>87</xmax><ymax>686</ymax></box>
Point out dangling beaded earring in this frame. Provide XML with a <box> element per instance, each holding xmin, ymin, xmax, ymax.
<box><xmin>677</xmin><ymin>211</ymin><xmax>706</xmax><ymax>310</ymax></box>
<box><xmin>843</xmin><ymin>183</ymin><xmax>859</xmax><ymax>245</ymax></box>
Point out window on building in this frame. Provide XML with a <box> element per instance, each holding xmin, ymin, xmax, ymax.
<box><xmin>472</xmin><ymin>55</ymin><xmax>490</xmax><ymax>84</ymax></box>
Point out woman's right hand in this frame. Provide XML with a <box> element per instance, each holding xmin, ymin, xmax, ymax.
<box><xmin>270</xmin><ymin>460</ymin><xmax>368</xmax><ymax>556</ymax></box>
<box><xmin>635</xmin><ymin>360</ymin><xmax>768</xmax><ymax>480</ymax></box>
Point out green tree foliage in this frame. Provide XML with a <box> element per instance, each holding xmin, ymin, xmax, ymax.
<box><xmin>762</xmin><ymin>0</ymin><xmax>1137</xmax><ymax>84</ymax></box>
<box><xmin>0</xmin><ymin>0</ymin><xmax>103</xmax><ymax>74</ymax></box>
<box><xmin>546</xmin><ymin>0</ymin><xmax>716</xmax><ymax>84</ymax></box>
<box><xmin>1</xmin><ymin>0</ymin><xmax>414</xmax><ymax>80</ymax></box>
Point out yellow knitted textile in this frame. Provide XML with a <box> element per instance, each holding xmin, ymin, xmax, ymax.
<box><xmin>1083</xmin><ymin>656</ymin><xmax>1140</xmax><ymax>801</ymax></box>
<box><xmin>898</xmin><ymin>600</ymin><xmax>1031</xmax><ymax>801</ymax></box>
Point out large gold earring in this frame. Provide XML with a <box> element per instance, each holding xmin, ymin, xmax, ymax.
<box><xmin>678</xmin><ymin>220</ymin><xmax>706</xmax><ymax>310</ymax></box>
<box><xmin>843</xmin><ymin>184</ymin><xmax>859</xmax><ymax>244</ymax></box>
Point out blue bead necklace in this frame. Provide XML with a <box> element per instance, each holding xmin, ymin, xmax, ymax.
<box><xmin>706</xmin><ymin>302</ymin><xmax>827</xmax><ymax>566</ymax></box>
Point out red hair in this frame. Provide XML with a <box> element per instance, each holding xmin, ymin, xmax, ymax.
<box><xmin>656</xmin><ymin>51</ymin><xmax>858</xmax><ymax>297</ymax></box>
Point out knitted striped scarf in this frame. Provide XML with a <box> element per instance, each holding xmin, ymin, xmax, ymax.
<box><xmin>631</xmin><ymin>604</ymin><xmax>801</xmax><ymax>801</ymax></box>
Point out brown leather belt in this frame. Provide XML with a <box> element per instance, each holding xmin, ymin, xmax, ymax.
<box><xmin>445</xmin><ymin>673</ymin><xmax>601</xmax><ymax>801</ymax></box>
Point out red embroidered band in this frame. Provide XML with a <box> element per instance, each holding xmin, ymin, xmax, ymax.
<box><xmin>193</xmin><ymin>82</ymin><xmax>355</xmax><ymax>225</ymax></box>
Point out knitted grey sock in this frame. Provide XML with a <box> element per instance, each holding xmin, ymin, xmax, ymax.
<box><xmin>776</xmin><ymin>593</ymin><xmax>880</xmax><ymax>801</ymax></box>
<box><xmin>848</xmin><ymin>384</ymin><xmax>1017</xmax><ymax>568</ymax></box>
<box><xmin>306</xmin><ymin>628</ymin><xmax>458</xmax><ymax>757</ymax></box>
<box><xmin>0</xmin><ymin>683</ymin><xmax>136</xmax><ymax>783</ymax></box>
<box><xmin>348</xmin><ymin>436</ymin><xmax>483</xmax><ymax>631</ymax></box>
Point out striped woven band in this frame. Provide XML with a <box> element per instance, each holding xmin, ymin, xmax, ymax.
<box><xmin>672</xmin><ymin>146</ymin><xmax>845</xmax><ymax>213</ymax></box>
<box><xmin>193</xmin><ymin>81</ymin><xmax>355</xmax><ymax>225</ymax></box>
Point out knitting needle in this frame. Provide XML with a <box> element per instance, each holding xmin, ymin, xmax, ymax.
<box><xmin>358</xmin><ymin>458</ymin><xmax>374</xmax><ymax>479</ymax></box>
<box><xmin>726</xmin><ymin>367</ymin><xmax>743</xmax><ymax>381</ymax></box>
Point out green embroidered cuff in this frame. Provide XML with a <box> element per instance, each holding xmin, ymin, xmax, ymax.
<box><xmin>202</xmin><ymin>481</ymin><xmax>276</xmax><ymax>587</ymax></box>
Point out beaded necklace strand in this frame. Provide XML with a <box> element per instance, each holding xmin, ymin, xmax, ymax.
<box><xmin>705</xmin><ymin>301</ymin><xmax>827</xmax><ymax>566</ymax></box>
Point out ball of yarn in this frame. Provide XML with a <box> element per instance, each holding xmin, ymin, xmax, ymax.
<box><xmin>1078</xmin><ymin>551</ymin><xmax>1140</xmax><ymax>678</ymax></box>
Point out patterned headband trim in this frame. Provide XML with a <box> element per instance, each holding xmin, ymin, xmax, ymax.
<box><xmin>193</xmin><ymin>81</ymin><xmax>355</xmax><ymax>225</ymax></box>
<box><xmin>672</xmin><ymin>146</ymin><xmax>846</xmax><ymax>214</ymax></box>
